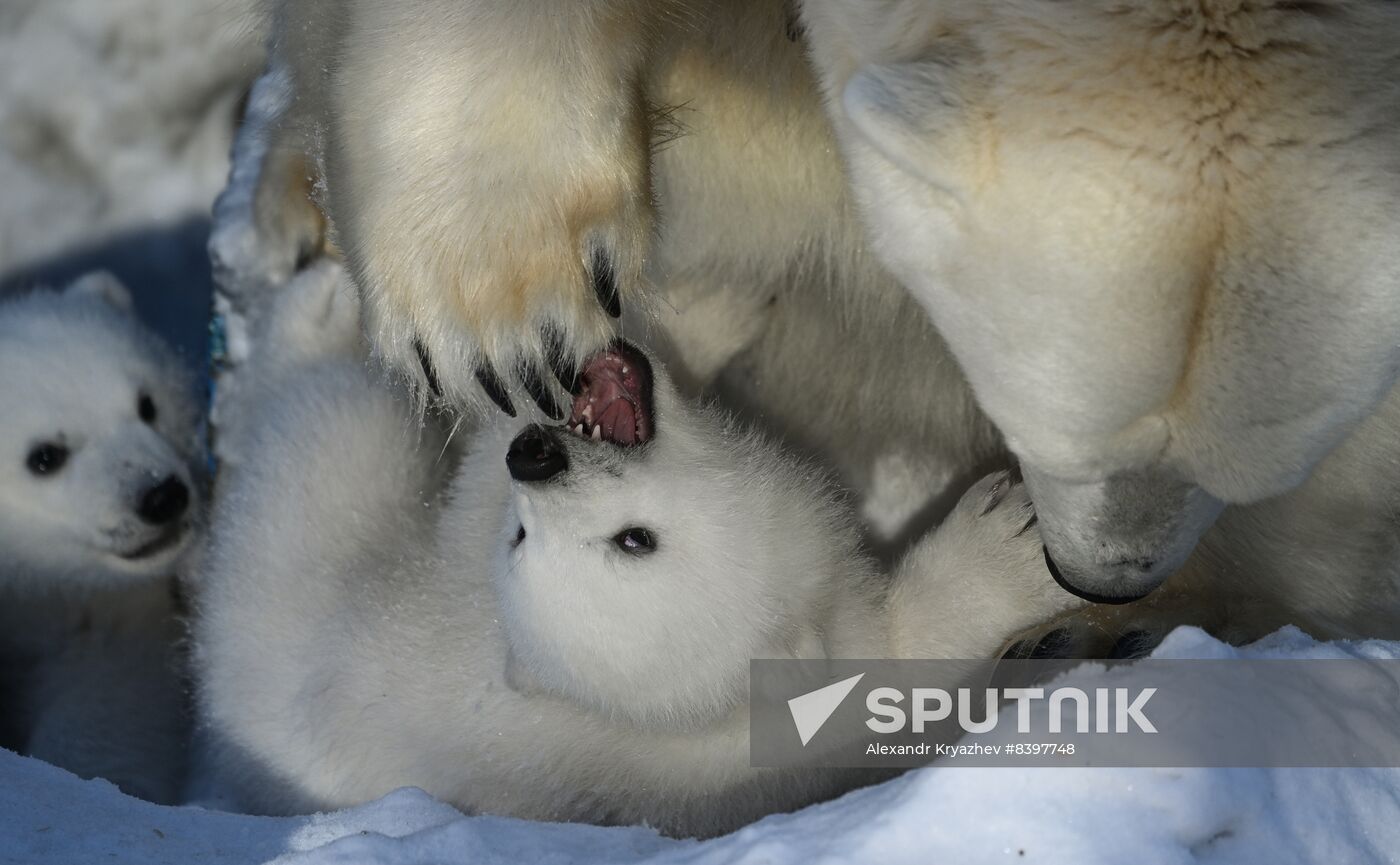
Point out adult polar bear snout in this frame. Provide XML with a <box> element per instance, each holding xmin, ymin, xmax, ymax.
<box><xmin>1023</xmin><ymin>465</ymin><xmax>1224</xmax><ymax>604</ymax></box>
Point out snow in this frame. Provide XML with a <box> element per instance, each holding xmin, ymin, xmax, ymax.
<box><xmin>208</xmin><ymin>61</ymin><xmax>295</xmax><ymax>341</ymax></box>
<box><xmin>206</xmin><ymin>61</ymin><xmax>295</xmax><ymax>460</ymax></box>
<box><xmin>0</xmin><ymin>0</ymin><xmax>261</xmax><ymax>360</ymax></box>
<box><xmin>5</xmin><ymin>627</ymin><xmax>1400</xmax><ymax>865</ymax></box>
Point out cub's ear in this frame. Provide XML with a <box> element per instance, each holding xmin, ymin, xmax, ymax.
<box><xmin>65</xmin><ymin>271</ymin><xmax>135</xmax><ymax>313</ymax></box>
<box><xmin>841</xmin><ymin>59</ymin><xmax>976</xmax><ymax>205</ymax></box>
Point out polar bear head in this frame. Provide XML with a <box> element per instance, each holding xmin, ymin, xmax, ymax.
<box><xmin>494</xmin><ymin>342</ymin><xmax>868</xmax><ymax>730</ymax></box>
<box><xmin>808</xmin><ymin>0</ymin><xmax>1400</xmax><ymax>601</ymax></box>
<box><xmin>0</xmin><ymin>274</ymin><xmax>202</xmax><ymax>589</ymax></box>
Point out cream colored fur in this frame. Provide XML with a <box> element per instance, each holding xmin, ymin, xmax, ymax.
<box><xmin>243</xmin><ymin>0</ymin><xmax>1400</xmax><ymax>631</ymax></box>
<box><xmin>249</xmin><ymin>0</ymin><xmax>1001</xmax><ymax>543</ymax></box>
<box><xmin>805</xmin><ymin>0</ymin><xmax>1400</xmax><ymax>596</ymax></box>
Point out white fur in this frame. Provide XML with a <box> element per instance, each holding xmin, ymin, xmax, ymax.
<box><xmin>194</xmin><ymin>269</ymin><xmax>1075</xmax><ymax>835</ymax></box>
<box><xmin>243</xmin><ymin>0</ymin><xmax>1400</xmax><ymax>603</ymax></box>
<box><xmin>0</xmin><ymin>276</ymin><xmax>202</xmax><ymax>803</ymax></box>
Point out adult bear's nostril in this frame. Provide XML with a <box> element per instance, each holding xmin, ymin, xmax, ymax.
<box><xmin>138</xmin><ymin>476</ymin><xmax>190</xmax><ymax>525</ymax></box>
<box><xmin>507</xmin><ymin>424</ymin><xmax>569</xmax><ymax>483</ymax></box>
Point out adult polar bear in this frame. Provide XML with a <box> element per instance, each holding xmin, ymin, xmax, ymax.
<box><xmin>247</xmin><ymin>0</ymin><xmax>1400</xmax><ymax>603</ymax></box>
<box><xmin>805</xmin><ymin>0</ymin><xmax>1400</xmax><ymax>602</ymax></box>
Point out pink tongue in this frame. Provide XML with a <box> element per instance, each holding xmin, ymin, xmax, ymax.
<box><xmin>569</xmin><ymin>348</ymin><xmax>651</xmax><ymax>446</ymax></box>
<box><xmin>597</xmin><ymin>399</ymin><xmax>638</xmax><ymax>446</ymax></box>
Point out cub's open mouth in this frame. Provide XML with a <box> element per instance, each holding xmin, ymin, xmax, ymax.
<box><xmin>564</xmin><ymin>341</ymin><xmax>654</xmax><ymax>447</ymax></box>
<box><xmin>120</xmin><ymin>524</ymin><xmax>188</xmax><ymax>561</ymax></box>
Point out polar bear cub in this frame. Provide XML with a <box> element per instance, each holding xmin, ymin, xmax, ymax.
<box><xmin>194</xmin><ymin>269</ymin><xmax>1078</xmax><ymax>837</ymax></box>
<box><xmin>0</xmin><ymin>273</ymin><xmax>203</xmax><ymax>803</ymax></box>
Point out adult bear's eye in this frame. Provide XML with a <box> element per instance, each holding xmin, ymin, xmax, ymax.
<box><xmin>26</xmin><ymin>443</ymin><xmax>69</xmax><ymax>477</ymax></box>
<box><xmin>138</xmin><ymin>392</ymin><xmax>157</xmax><ymax>424</ymax></box>
<box><xmin>612</xmin><ymin>527</ymin><xmax>656</xmax><ymax>555</ymax></box>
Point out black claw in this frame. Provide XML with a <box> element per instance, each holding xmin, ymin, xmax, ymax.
<box><xmin>1000</xmin><ymin>638</ymin><xmax>1036</xmax><ymax>662</ymax></box>
<box><xmin>523</xmin><ymin>364</ymin><xmax>564</xmax><ymax>420</ymax></box>
<box><xmin>980</xmin><ymin>472</ymin><xmax>1011</xmax><ymax>515</ymax></box>
<box><xmin>1001</xmin><ymin>628</ymin><xmax>1076</xmax><ymax>661</ymax></box>
<box><xmin>541</xmin><ymin>325</ymin><xmax>580</xmax><ymax>393</ymax></box>
<box><xmin>784</xmin><ymin>0</ymin><xmax>804</xmax><ymax>42</ymax></box>
<box><xmin>1015</xmin><ymin>512</ymin><xmax>1039</xmax><ymax>537</ymax></box>
<box><xmin>475</xmin><ymin>364</ymin><xmax>516</xmax><ymax>417</ymax></box>
<box><xmin>1109</xmin><ymin>630</ymin><xmax>1159</xmax><ymax>661</ymax></box>
<box><xmin>1028</xmin><ymin>628</ymin><xmax>1075</xmax><ymax>659</ymax></box>
<box><xmin>591</xmin><ymin>247</ymin><xmax>621</xmax><ymax>319</ymax></box>
<box><xmin>414</xmin><ymin>338</ymin><xmax>442</xmax><ymax>398</ymax></box>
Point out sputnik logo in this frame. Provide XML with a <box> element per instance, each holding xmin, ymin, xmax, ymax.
<box><xmin>787</xmin><ymin>673</ymin><xmax>865</xmax><ymax>746</ymax></box>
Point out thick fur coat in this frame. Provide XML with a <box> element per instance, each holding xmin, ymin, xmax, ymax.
<box><xmin>0</xmin><ymin>274</ymin><xmax>202</xmax><ymax>803</ymax></box>
<box><xmin>243</xmin><ymin>0</ymin><xmax>1400</xmax><ymax>612</ymax></box>
<box><xmin>194</xmin><ymin>268</ymin><xmax>1076</xmax><ymax>836</ymax></box>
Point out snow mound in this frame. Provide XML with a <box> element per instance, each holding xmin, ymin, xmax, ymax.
<box><xmin>6</xmin><ymin>626</ymin><xmax>1400</xmax><ymax>865</ymax></box>
<box><xmin>0</xmin><ymin>0</ymin><xmax>260</xmax><ymax>362</ymax></box>
<box><xmin>0</xmin><ymin>0</ymin><xmax>261</xmax><ymax>273</ymax></box>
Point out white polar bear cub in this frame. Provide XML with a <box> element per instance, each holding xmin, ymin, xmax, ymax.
<box><xmin>194</xmin><ymin>270</ymin><xmax>1077</xmax><ymax>838</ymax></box>
<box><xmin>0</xmin><ymin>274</ymin><xmax>203</xmax><ymax>804</ymax></box>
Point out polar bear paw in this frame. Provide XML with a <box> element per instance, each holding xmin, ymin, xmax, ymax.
<box><xmin>942</xmin><ymin>470</ymin><xmax>1092</xmax><ymax>627</ymax></box>
<box><xmin>260</xmin><ymin>260</ymin><xmax>364</xmax><ymax>368</ymax></box>
<box><xmin>332</xmin><ymin>135</ymin><xmax>653</xmax><ymax>422</ymax></box>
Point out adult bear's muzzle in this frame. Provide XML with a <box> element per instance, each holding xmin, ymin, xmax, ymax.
<box><xmin>1025</xmin><ymin>464</ymin><xmax>1226</xmax><ymax>604</ymax></box>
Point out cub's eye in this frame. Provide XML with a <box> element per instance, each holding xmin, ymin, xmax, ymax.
<box><xmin>138</xmin><ymin>393</ymin><xmax>157</xmax><ymax>424</ymax></box>
<box><xmin>26</xmin><ymin>443</ymin><xmax>69</xmax><ymax>477</ymax></box>
<box><xmin>513</xmin><ymin>524</ymin><xmax>526</xmax><ymax>548</ymax></box>
<box><xmin>612</xmin><ymin>527</ymin><xmax>657</xmax><ymax>555</ymax></box>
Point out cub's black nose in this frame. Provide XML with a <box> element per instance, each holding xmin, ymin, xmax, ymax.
<box><xmin>507</xmin><ymin>424</ymin><xmax>568</xmax><ymax>483</ymax></box>
<box><xmin>137</xmin><ymin>475</ymin><xmax>189</xmax><ymax>525</ymax></box>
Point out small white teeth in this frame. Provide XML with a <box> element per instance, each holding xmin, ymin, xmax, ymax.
<box><xmin>621</xmin><ymin>366</ymin><xmax>629</xmax><ymax>374</ymax></box>
<box><xmin>567</xmin><ymin>421</ymin><xmax>600</xmax><ymax>442</ymax></box>
<box><xmin>566</xmin><ymin>418</ymin><xmax>611</xmax><ymax>443</ymax></box>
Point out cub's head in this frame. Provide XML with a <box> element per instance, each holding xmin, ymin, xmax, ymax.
<box><xmin>494</xmin><ymin>342</ymin><xmax>862</xmax><ymax>730</ymax></box>
<box><xmin>0</xmin><ymin>274</ymin><xmax>202</xmax><ymax>589</ymax></box>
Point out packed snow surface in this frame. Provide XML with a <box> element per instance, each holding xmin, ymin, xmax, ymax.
<box><xmin>5</xmin><ymin>627</ymin><xmax>1400</xmax><ymax>865</ymax></box>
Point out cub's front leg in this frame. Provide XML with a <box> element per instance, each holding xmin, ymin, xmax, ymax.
<box><xmin>273</xmin><ymin>0</ymin><xmax>664</xmax><ymax>412</ymax></box>
<box><xmin>890</xmin><ymin>471</ymin><xmax>1088</xmax><ymax>660</ymax></box>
